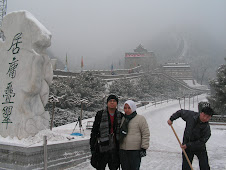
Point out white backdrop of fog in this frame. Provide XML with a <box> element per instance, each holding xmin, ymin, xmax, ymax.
<box><xmin>7</xmin><ymin>0</ymin><xmax>226</xmax><ymax>72</ymax></box>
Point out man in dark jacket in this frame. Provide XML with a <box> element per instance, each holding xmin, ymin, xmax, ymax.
<box><xmin>90</xmin><ymin>94</ymin><xmax>123</xmax><ymax>170</ymax></box>
<box><xmin>167</xmin><ymin>105</ymin><xmax>214</xmax><ymax>170</ymax></box>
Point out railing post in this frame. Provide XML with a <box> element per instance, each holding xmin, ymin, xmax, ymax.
<box><xmin>44</xmin><ymin>136</ymin><xmax>47</xmax><ymax>170</ymax></box>
<box><xmin>167</xmin><ymin>93</ymin><xmax>168</xmax><ymax>103</ymax></box>
<box><xmin>179</xmin><ymin>97</ymin><xmax>182</xmax><ymax>109</ymax></box>
<box><xmin>50</xmin><ymin>102</ymin><xmax>55</xmax><ymax>130</ymax></box>
<box><xmin>80</xmin><ymin>102</ymin><xmax>83</xmax><ymax>134</ymax></box>
<box><xmin>193</xmin><ymin>94</ymin><xmax>195</xmax><ymax>108</ymax></box>
<box><xmin>189</xmin><ymin>95</ymin><xmax>190</xmax><ymax>110</ymax></box>
<box><xmin>154</xmin><ymin>97</ymin><xmax>156</xmax><ymax>107</ymax></box>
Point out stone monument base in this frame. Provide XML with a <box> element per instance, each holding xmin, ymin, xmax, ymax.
<box><xmin>0</xmin><ymin>139</ymin><xmax>90</xmax><ymax>170</ymax></box>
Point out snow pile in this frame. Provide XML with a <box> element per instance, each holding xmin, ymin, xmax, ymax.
<box><xmin>0</xmin><ymin>119</ymin><xmax>92</xmax><ymax>147</ymax></box>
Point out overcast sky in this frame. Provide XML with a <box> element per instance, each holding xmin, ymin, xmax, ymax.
<box><xmin>7</xmin><ymin>0</ymin><xmax>226</xmax><ymax>71</ymax></box>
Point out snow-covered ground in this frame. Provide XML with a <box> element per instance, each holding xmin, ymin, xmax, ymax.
<box><xmin>0</xmin><ymin>94</ymin><xmax>225</xmax><ymax>169</ymax></box>
<box><xmin>67</xmin><ymin>94</ymin><xmax>226</xmax><ymax>170</ymax></box>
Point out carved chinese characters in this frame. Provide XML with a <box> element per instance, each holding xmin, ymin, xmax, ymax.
<box><xmin>0</xmin><ymin>11</ymin><xmax>53</xmax><ymax>139</ymax></box>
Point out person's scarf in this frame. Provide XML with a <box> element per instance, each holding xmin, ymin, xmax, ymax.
<box><xmin>99</xmin><ymin>109</ymin><xmax>122</xmax><ymax>152</ymax></box>
<box><xmin>99</xmin><ymin>109</ymin><xmax>109</xmax><ymax>149</ymax></box>
<box><xmin>120</xmin><ymin>111</ymin><xmax>137</xmax><ymax>143</ymax></box>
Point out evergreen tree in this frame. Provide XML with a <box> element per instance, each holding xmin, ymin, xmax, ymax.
<box><xmin>208</xmin><ymin>58</ymin><xmax>226</xmax><ymax>115</ymax></box>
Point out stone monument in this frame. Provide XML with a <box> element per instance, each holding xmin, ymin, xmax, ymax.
<box><xmin>0</xmin><ymin>10</ymin><xmax>53</xmax><ymax>139</ymax></box>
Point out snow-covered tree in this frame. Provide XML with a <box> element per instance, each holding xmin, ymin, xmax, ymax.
<box><xmin>208</xmin><ymin>58</ymin><xmax>226</xmax><ymax>115</ymax></box>
<box><xmin>49</xmin><ymin>71</ymin><xmax>106</xmax><ymax>111</ymax></box>
<box><xmin>109</xmin><ymin>78</ymin><xmax>138</xmax><ymax>97</ymax></box>
<box><xmin>108</xmin><ymin>73</ymin><xmax>191</xmax><ymax>102</ymax></box>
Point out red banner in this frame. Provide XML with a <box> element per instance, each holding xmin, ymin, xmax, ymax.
<box><xmin>125</xmin><ymin>53</ymin><xmax>144</xmax><ymax>57</ymax></box>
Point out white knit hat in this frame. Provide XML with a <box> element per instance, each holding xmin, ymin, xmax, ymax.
<box><xmin>124</xmin><ymin>100</ymin><xmax>137</xmax><ymax>113</ymax></box>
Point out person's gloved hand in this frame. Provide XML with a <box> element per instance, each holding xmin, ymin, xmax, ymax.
<box><xmin>140</xmin><ymin>148</ymin><xmax>146</xmax><ymax>157</ymax></box>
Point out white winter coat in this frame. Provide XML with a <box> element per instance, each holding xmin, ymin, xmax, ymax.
<box><xmin>120</xmin><ymin>114</ymin><xmax>150</xmax><ymax>150</ymax></box>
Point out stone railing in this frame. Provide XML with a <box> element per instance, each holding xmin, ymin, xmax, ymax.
<box><xmin>0</xmin><ymin>139</ymin><xmax>91</xmax><ymax>170</ymax></box>
<box><xmin>210</xmin><ymin>115</ymin><xmax>226</xmax><ymax>123</ymax></box>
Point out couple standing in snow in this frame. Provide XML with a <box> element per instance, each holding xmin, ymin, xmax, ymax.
<box><xmin>90</xmin><ymin>94</ymin><xmax>150</xmax><ymax>170</ymax></box>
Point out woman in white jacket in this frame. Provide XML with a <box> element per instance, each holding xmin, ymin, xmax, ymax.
<box><xmin>119</xmin><ymin>100</ymin><xmax>150</xmax><ymax>170</ymax></box>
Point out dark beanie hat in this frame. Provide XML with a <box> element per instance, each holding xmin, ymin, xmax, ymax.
<box><xmin>107</xmin><ymin>94</ymin><xmax>118</xmax><ymax>104</ymax></box>
<box><xmin>198</xmin><ymin>102</ymin><xmax>210</xmax><ymax>113</ymax></box>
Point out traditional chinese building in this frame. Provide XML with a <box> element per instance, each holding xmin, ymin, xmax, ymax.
<box><xmin>124</xmin><ymin>44</ymin><xmax>157</xmax><ymax>72</ymax></box>
<box><xmin>161</xmin><ymin>63</ymin><xmax>193</xmax><ymax>80</ymax></box>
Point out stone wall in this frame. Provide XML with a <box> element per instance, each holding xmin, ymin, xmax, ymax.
<box><xmin>210</xmin><ymin>115</ymin><xmax>226</xmax><ymax>123</ymax></box>
<box><xmin>0</xmin><ymin>139</ymin><xmax>90</xmax><ymax>170</ymax></box>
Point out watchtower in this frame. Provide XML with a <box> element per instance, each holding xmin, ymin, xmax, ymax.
<box><xmin>125</xmin><ymin>44</ymin><xmax>157</xmax><ymax>72</ymax></box>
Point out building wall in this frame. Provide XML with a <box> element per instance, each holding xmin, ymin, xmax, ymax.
<box><xmin>124</xmin><ymin>45</ymin><xmax>157</xmax><ymax>72</ymax></box>
<box><xmin>161</xmin><ymin>63</ymin><xmax>193</xmax><ymax>80</ymax></box>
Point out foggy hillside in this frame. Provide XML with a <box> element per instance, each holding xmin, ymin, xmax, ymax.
<box><xmin>48</xmin><ymin>30</ymin><xmax>225</xmax><ymax>85</ymax></box>
<box><xmin>147</xmin><ymin>31</ymin><xmax>225</xmax><ymax>84</ymax></box>
<box><xmin>7</xmin><ymin>0</ymin><xmax>226</xmax><ymax>80</ymax></box>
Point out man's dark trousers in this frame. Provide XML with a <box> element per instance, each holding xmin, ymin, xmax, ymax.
<box><xmin>182</xmin><ymin>150</ymin><xmax>210</xmax><ymax>170</ymax></box>
<box><xmin>97</xmin><ymin>151</ymin><xmax>120</xmax><ymax>170</ymax></box>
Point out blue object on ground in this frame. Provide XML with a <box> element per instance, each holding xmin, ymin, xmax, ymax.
<box><xmin>71</xmin><ymin>133</ymin><xmax>83</xmax><ymax>136</ymax></box>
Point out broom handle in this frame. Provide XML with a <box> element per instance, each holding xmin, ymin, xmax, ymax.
<box><xmin>170</xmin><ymin>125</ymin><xmax>194</xmax><ymax>170</ymax></box>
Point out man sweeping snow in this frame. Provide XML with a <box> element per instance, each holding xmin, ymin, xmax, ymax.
<box><xmin>167</xmin><ymin>103</ymin><xmax>214</xmax><ymax>170</ymax></box>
